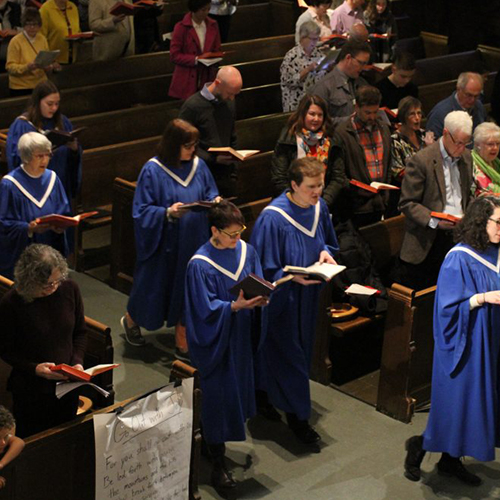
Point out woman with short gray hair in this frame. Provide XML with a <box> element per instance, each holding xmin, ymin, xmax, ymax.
<box><xmin>0</xmin><ymin>244</ymin><xmax>87</xmax><ymax>438</ymax></box>
<box><xmin>0</xmin><ymin>131</ymin><xmax>71</xmax><ymax>279</ymax></box>
<box><xmin>471</xmin><ymin>122</ymin><xmax>500</xmax><ymax>197</ymax></box>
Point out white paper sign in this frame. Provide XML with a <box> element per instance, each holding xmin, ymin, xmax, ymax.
<box><xmin>94</xmin><ymin>379</ymin><xmax>194</xmax><ymax>500</ymax></box>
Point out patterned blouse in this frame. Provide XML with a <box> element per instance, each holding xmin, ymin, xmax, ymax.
<box><xmin>471</xmin><ymin>155</ymin><xmax>500</xmax><ymax>197</ymax></box>
<box><xmin>280</xmin><ymin>44</ymin><xmax>326</xmax><ymax>113</ymax></box>
<box><xmin>390</xmin><ymin>129</ymin><xmax>424</xmax><ymax>184</ymax></box>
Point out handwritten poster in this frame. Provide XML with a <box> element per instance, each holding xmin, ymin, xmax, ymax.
<box><xmin>94</xmin><ymin>379</ymin><xmax>193</xmax><ymax>500</ymax></box>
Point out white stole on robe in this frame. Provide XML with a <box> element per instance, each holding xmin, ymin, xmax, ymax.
<box><xmin>3</xmin><ymin>170</ymin><xmax>56</xmax><ymax>209</ymax></box>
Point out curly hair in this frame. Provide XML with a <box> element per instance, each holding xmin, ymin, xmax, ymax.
<box><xmin>0</xmin><ymin>406</ymin><xmax>15</xmax><ymax>431</ymax></box>
<box><xmin>454</xmin><ymin>196</ymin><xmax>500</xmax><ymax>251</ymax></box>
<box><xmin>14</xmin><ymin>244</ymin><xmax>69</xmax><ymax>303</ymax></box>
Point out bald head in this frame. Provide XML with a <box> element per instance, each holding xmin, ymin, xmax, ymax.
<box><xmin>349</xmin><ymin>22</ymin><xmax>369</xmax><ymax>43</ymax></box>
<box><xmin>209</xmin><ymin>66</ymin><xmax>243</xmax><ymax>101</ymax></box>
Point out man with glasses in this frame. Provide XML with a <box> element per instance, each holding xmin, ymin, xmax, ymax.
<box><xmin>309</xmin><ymin>40</ymin><xmax>371</xmax><ymax>124</ymax></box>
<box><xmin>397</xmin><ymin>110</ymin><xmax>473</xmax><ymax>290</ymax></box>
<box><xmin>426</xmin><ymin>72</ymin><xmax>486</xmax><ymax>142</ymax></box>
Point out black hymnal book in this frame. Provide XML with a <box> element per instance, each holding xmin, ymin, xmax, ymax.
<box><xmin>44</xmin><ymin>127</ymin><xmax>87</xmax><ymax>148</ymax></box>
<box><xmin>229</xmin><ymin>273</ymin><xmax>275</xmax><ymax>298</ymax></box>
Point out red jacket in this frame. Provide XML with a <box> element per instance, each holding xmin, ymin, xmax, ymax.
<box><xmin>168</xmin><ymin>13</ymin><xmax>221</xmax><ymax>100</ymax></box>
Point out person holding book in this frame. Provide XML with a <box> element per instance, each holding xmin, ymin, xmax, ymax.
<box><xmin>251</xmin><ymin>158</ymin><xmax>339</xmax><ymax>445</ymax></box>
<box><xmin>0</xmin><ymin>407</ymin><xmax>25</xmax><ymax>489</ymax></box>
<box><xmin>121</xmin><ymin>119</ymin><xmax>219</xmax><ymax>353</ymax></box>
<box><xmin>0</xmin><ymin>132</ymin><xmax>71</xmax><ymax>279</ymax></box>
<box><xmin>471</xmin><ymin>122</ymin><xmax>500</xmax><ymax>197</ymax></box>
<box><xmin>6</xmin><ymin>80</ymin><xmax>82</xmax><ymax>201</ymax></box>
<box><xmin>404</xmin><ymin>196</ymin><xmax>500</xmax><ymax>487</ymax></box>
<box><xmin>294</xmin><ymin>0</ymin><xmax>332</xmax><ymax>44</ymax></box>
<box><xmin>364</xmin><ymin>0</ymin><xmax>396</xmax><ymax>62</ymax></box>
<box><xmin>168</xmin><ymin>0</ymin><xmax>221</xmax><ymax>101</ymax></box>
<box><xmin>271</xmin><ymin>94</ymin><xmax>347</xmax><ymax>212</ymax></box>
<box><xmin>185</xmin><ymin>200</ymin><xmax>267</xmax><ymax>494</ymax></box>
<box><xmin>0</xmin><ymin>244</ymin><xmax>87</xmax><ymax>438</ymax></box>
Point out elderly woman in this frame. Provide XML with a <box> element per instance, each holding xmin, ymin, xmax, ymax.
<box><xmin>0</xmin><ymin>244</ymin><xmax>86</xmax><ymax>438</ymax></box>
<box><xmin>295</xmin><ymin>0</ymin><xmax>332</xmax><ymax>44</ymax></box>
<box><xmin>0</xmin><ymin>132</ymin><xmax>70</xmax><ymax>279</ymax></box>
<box><xmin>281</xmin><ymin>21</ymin><xmax>327</xmax><ymax>113</ymax></box>
<box><xmin>6</xmin><ymin>80</ymin><xmax>82</xmax><ymax>201</ymax></box>
<box><xmin>39</xmin><ymin>0</ymin><xmax>80</xmax><ymax>64</ymax></box>
<box><xmin>168</xmin><ymin>0</ymin><xmax>221</xmax><ymax>100</ymax></box>
<box><xmin>122</xmin><ymin>119</ymin><xmax>219</xmax><ymax>354</ymax></box>
<box><xmin>5</xmin><ymin>8</ymin><xmax>51</xmax><ymax>97</ymax></box>
<box><xmin>271</xmin><ymin>94</ymin><xmax>346</xmax><ymax>210</ymax></box>
<box><xmin>471</xmin><ymin>122</ymin><xmax>500</xmax><ymax>197</ymax></box>
<box><xmin>404</xmin><ymin>196</ymin><xmax>500</xmax><ymax>486</ymax></box>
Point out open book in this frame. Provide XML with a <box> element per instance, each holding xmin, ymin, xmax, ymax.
<box><xmin>66</xmin><ymin>31</ymin><xmax>95</xmax><ymax>40</ymax></box>
<box><xmin>350</xmin><ymin>179</ymin><xmax>399</xmax><ymax>193</ymax></box>
<box><xmin>229</xmin><ymin>273</ymin><xmax>294</xmax><ymax>298</ymax></box>
<box><xmin>34</xmin><ymin>50</ymin><xmax>60</xmax><ymax>67</ymax></box>
<box><xmin>283</xmin><ymin>262</ymin><xmax>346</xmax><ymax>282</ymax></box>
<box><xmin>109</xmin><ymin>1</ymin><xmax>144</xmax><ymax>15</ymax></box>
<box><xmin>180</xmin><ymin>196</ymin><xmax>235</xmax><ymax>212</ymax></box>
<box><xmin>35</xmin><ymin>211</ymin><xmax>98</xmax><ymax>228</ymax></box>
<box><xmin>198</xmin><ymin>57</ymin><xmax>222</xmax><ymax>67</ymax></box>
<box><xmin>314</xmin><ymin>48</ymin><xmax>340</xmax><ymax>72</ymax></box>
<box><xmin>208</xmin><ymin>147</ymin><xmax>260</xmax><ymax>161</ymax></box>
<box><xmin>345</xmin><ymin>284</ymin><xmax>380</xmax><ymax>296</ymax></box>
<box><xmin>430</xmin><ymin>211</ymin><xmax>462</xmax><ymax>224</ymax></box>
<box><xmin>50</xmin><ymin>363</ymin><xmax>120</xmax><ymax>382</ymax></box>
<box><xmin>380</xmin><ymin>106</ymin><xmax>398</xmax><ymax>120</ymax></box>
<box><xmin>44</xmin><ymin>127</ymin><xmax>86</xmax><ymax>147</ymax></box>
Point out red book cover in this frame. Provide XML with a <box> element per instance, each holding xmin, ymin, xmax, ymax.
<box><xmin>66</xmin><ymin>31</ymin><xmax>95</xmax><ymax>40</ymax></box>
<box><xmin>109</xmin><ymin>2</ymin><xmax>142</xmax><ymax>16</ymax></box>
<box><xmin>50</xmin><ymin>363</ymin><xmax>120</xmax><ymax>382</ymax></box>
<box><xmin>430</xmin><ymin>212</ymin><xmax>462</xmax><ymax>224</ymax></box>
<box><xmin>36</xmin><ymin>211</ymin><xmax>98</xmax><ymax>228</ymax></box>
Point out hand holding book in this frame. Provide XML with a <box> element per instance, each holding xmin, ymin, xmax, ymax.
<box><xmin>230</xmin><ymin>289</ymin><xmax>269</xmax><ymax>312</ymax></box>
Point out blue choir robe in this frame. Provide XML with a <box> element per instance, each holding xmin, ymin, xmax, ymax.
<box><xmin>6</xmin><ymin>115</ymin><xmax>83</xmax><ymax>200</ymax></box>
<box><xmin>250</xmin><ymin>192</ymin><xmax>339</xmax><ymax>420</ymax></box>
<box><xmin>127</xmin><ymin>156</ymin><xmax>219</xmax><ymax>330</ymax></box>
<box><xmin>185</xmin><ymin>239</ymin><xmax>262</xmax><ymax>444</ymax></box>
<box><xmin>0</xmin><ymin>167</ymin><xmax>71</xmax><ymax>279</ymax></box>
<box><xmin>423</xmin><ymin>243</ymin><xmax>500</xmax><ymax>461</ymax></box>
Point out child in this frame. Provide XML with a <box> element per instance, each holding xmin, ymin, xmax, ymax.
<box><xmin>0</xmin><ymin>406</ymin><xmax>25</xmax><ymax>489</ymax></box>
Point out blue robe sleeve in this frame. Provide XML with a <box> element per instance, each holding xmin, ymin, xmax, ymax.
<box><xmin>6</xmin><ymin>118</ymin><xmax>36</xmax><ymax>171</ymax></box>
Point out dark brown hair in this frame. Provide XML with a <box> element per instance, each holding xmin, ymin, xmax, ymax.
<box><xmin>355</xmin><ymin>85</ymin><xmax>381</xmax><ymax>107</ymax></box>
<box><xmin>397</xmin><ymin>96</ymin><xmax>422</xmax><ymax>125</ymax></box>
<box><xmin>22</xmin><ymin>7</ymin><xmax>42</xmax><ymax>26</ymax></box>
<box><xmin>157</xmin><ymin>119</ymin><xmax>199</xmax><ymax>166</ymax></box>
<box><xmin>187</xmin><ymin>0</ymin><xmax>210</xmax><ymax>12</ymax></box>
<box><xmin>338</xmin><ymin>40</ymin><xmax>371</xmax><ymax>62</ymax></box>
<box><xmin>25</xmin><ymin>81</ymin><xmax>63</xmax><ymax>130</ymax></box>
<box><xmin>287</xmin><ymin>95</ymin><xmax>332</xmax><ymax>136</ymax></box>
<box><xmin>208</xmin><ymin>200</ymin><xmax>245</xmax><ymax>229</ymax></box>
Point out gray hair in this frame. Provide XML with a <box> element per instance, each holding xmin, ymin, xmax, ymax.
<box><xmin>299</xmin><ymin>21</ymin><xmax>320</xmax><ymax>41</ymax></box>
<box><xmin>456</xmin><ymin>72</ymin><xmax>483</xmax><ymax>91</ymax></box>
<box><xmin>17</xmin><ymin>132</ymin><xmax>52</xmax><ymax>164</ymax></box>
<box><xmin>444</xmin><ymin>110</ymin><xmax>473</xmax><ymax>136</ymax></box>
<box><xmin>14</xmin><ymin>244</ymin><xmax>68</xmax><ymax>302</ymax></box>
<box><xmin>349</xmin><ymin>21</ymin><xmax>369</xmax><ymax>42</ymax></box>
<box><xmin>0</xmin><ymin>406</ymin><xmax>15</xmax><ymax>431</ymax></box>
<box><xmin>473</xmin><ymin>121</ymin><xmax>500</xmax><ymax>146</ymax></box>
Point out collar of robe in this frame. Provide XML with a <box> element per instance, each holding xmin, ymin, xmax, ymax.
<box><xmin>150</xmin><ymin>156</ymin><xmax>199</xmax><ymax>187</ymax></box>
<box><xmin>2</xmin><ymin>170</ymin><xmax>56</xmax><ymax>209</ymax></box>
<box><xmin>448</xmin><ymin>246</ymin><xmax>500</xmax><ymax>273</ymax></box>
<box><xmin>263</xmin><ymin>202</ymin><xmax>320</xmax><ymax>238</ymax></box>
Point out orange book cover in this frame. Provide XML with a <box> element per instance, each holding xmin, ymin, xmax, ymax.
<box><xmin>50</xmin><ymin>363</ymin><xmax>120</xmax><ymax>382</ymax></box>
<box><xmin>349</xmin><ymin>179</ymin><xmax>399</xmax><ymax>193</ymax></box>
<box><xmin>66</xmin><ymin>31</ymin><xmax>95</xmax><ymax>40</ymax></box>
<box><xmin>430</xmin><ymin>212</ymin><xmax>462</xmax><ymax>224</ymax></box>
<box><xmin>109</xmin><ymin>2</ymin><xmax>142</xmax><ymax>16</ymax></box>
<box><xmin>36</xmin><ymin>211</ymin><xmax>98</xmax><ymax>228</ymax></box>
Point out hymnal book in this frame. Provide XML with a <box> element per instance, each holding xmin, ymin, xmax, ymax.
<box><xmin>198</xmin><ymin>57</ymin><xmax>222</xmax><ymax>67</ymax></box>
<box><xmin>369</xmin><ymin>33</ymin><xmax>390</xmax><ymax>40</ymax></box>
<box><xmin>44</xmin><ymin>127</ymin><xmax>86</xmax><ymax>147</ymax></box>
<box><xmin>199</xmin><ymin>51</ymin><xmax>226</xmax><ymax>59</ymax></box>
<box><xmin>34</xmin><ymin>50</ymin><xmax>60</xmax><ymax>67</ymax></box>
<box><xmin>349</xmin><ymin>179</ymin><xmax>399</xmax><ymax>193</ymax></box>
<box><xmin>381</xmin><ymin>106</ymin><xmax>398</xmax><ymax>120</ymax></box>
<box><xmin>50</xmin><ymin>363</ymin><xmax>120</xmax><ymax>382</ymax></box>
<box><xmin>372</xmin><ymin>62</ymin><xmax>392</xmax><ymax>72</ymax></box>
<box><xmin>229</xmin><ymin>273</ymin><xmax>275</xmax><ymax>298</ymax></box>
<box><xmin>35</xmin><ymin>211</ymin><xmax>99</xmax><ymax>228</ymax></box>
<box><xmin>430</xmin><ymin>212</ymin><xmax>462</xmax><ymax>224</ymax></box>
<box><xmin>315</xmin><ymin>48</ymin><xmax>340</xmax><ymax>72</ymax></box>
<box><xmin>282</xmin><ymin>262</ymin><xmax>346</xmax><ymax>282</ymax></box>
<box><xmin>181</xmin><ymin>196</ymin><xmax>236</xmax><ymax>212</ymax></box>
<box><xmin>66</xmin><ymin>31</ymin><xmax>95</xmax><ymax>40</ymax></box>
<box><xmin>208</xmin><ymin>147</ymin><xmax>260</xmax><ymax>161</ymax></box>
<box><xmin>109</xmin><ymin>2</ymin><xmax>143</xmax><ymax>16</ymax></box>
<box><xmin>345</xmin><ymin>284</ymin><xmax>380</xmax><ymax>296</ymax></box>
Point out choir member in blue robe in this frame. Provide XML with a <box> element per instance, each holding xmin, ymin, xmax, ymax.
<box><xmin>250</xmin><ymin>157</ymin><xmax>339</xmax><ymax>445</ymax></box>
<box><xmin>122</xmin><ymin>119</ymin><xmax>219</xmax><ymax>351</ymax></box>
<box><xmin>6</xmin><ymin>81</ymin><xmax>82</xmax><ymax>201</ymax></box>
<box><xmin>185</xmin><ymin>200</ymin><xmax>268</xmax><ymax>493</ymax></box>
<box><xmin>404</xmin><ymin>196</ymin><xmax>500</xmax><ymax>486</ymax></box>
<box><xmin>0</xmin><ymin>132</ymin><xmax>70</xmax><ymax>279</ymax></box>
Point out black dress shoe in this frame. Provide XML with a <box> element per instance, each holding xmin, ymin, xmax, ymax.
<box><xmin>290</xmin><ymin>422</ymin><xmax>321</xmax><ymax>445</ymax></box>
<box><xmin>404</xmin><ymin>435</ymin><xmax>426</xmax><ymax>481</ymax></box>
<box><xmin>437</xmin><ymin>454</ymin><xmax>481</xmax><ymax>486</ymax></box>
<box><xmin>257</xmin><ymin>404</ymin><xmax>282</xmax><ymax>421</ymax></box>
<box><xmin>212</xmin><ymin>464</ymin><xmax>237</xmax><ymax>490</ymax></box>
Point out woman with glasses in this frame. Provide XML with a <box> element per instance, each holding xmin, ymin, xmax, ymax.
<box><xmin>122</xmin><ymin>119</ymin><xmax>219</xmax><ymax>353</ymax></box>
<box><xmin>185</xmin><ymin>200</ymin><xmax>267</xmax><ymax>494</ymax></box>
<box><xmin>471</xmin><ymin>122</ymin><xmax>500</xmax><ymax>198</ymax></box>
<box><xmin>0</xmin><ymin>132</ymin><xmax>71</xmax><ymax>279</ymax></box>
<box><xmin>404</xmin><ymin>196</ymin><xmax>500</xmax><ymax>486</ymax></box>
<box><xmin>0</xmin><ymin>244</ymin><xmax>86</xmax><ymax>438</ymax></box>
<box><xmin>6</xmin><ymin>80</ymin><xmax>82</xmax><ymax>201</ymax></box>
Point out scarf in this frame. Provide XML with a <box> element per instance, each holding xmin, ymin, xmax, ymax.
<box><xmin>472</xmin><ymin>149</ymin><xmax>500</xmax><ymax>193</ymax></box>
<box><xmin>296</xmin><ymin>129</ymin><xmax>331</xmax><ymax>168</ymax></box>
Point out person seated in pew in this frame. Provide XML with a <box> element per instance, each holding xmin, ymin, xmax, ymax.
<box><xmin>168</xmin><ymin>0</ymin><xmax>221</xmax><ymax>101</ymax></box>
<box><xmin>5</xmin><ymin>8</ymin><xmax>54</xmax><ymax>97</ymax></box>
<box><xmin>39</xmin><ymin>0</ymin><xmax>81</xmax><ymax>64</ymax></box>
<box><xmin>179</xmin><ymin>65</ymin><xmax>242</xmax><ymax>197</ymax></box>
<box><xmin>0</xmin><ymin>244</ymin><xmax>87</xmax><ymax>438</ymax></box>
<box><xmin>6</xmin><ymin>80</ymin><xmax>82</xmax><ymax>201</ymax></box>
<box><xmin>281</xmin><ymin>22</ymin><xmax>328</xmax><ymax>113</ymax></box>
<box><xmin>121</xmin><ymin>119</ymin><xmax>220</xmax><ymax>354</ymax></box>
<box><xmin>363</xmin><ymin>0</ymin><xmax>396</xmax><ymax>62</ymax></box>
<box><xmin>0</xmin><ymin>132</ymin><xmax>71</xmax><ymax>279</ymax></box>
<box><xmin>426</xmin><ymin>72</ymin><xmax>486</xmax><ymax>142</ymax></box>
<box><xmin>404</xmin><ymin>196</ymin><xmax>500</xmax><ymax>487</ymax></box>
<box><xmin>471</xmin><ymin>122</ymin><xmax>500</xmax><ymax>197</ymax></box>
<box><xmin>294</xmin><ymin>0</ymin><xmax>332</xmax><ymax>44</ymax></box>
<box><xmin>271</xmin><ymin>94</ymin><xmax>347</xmax><ymax>211</ymax></box>
<box><xmin>330</xmin><ymin>85</ymin><xmax>392</xmax><ymax>228</ymax></box>
<box><xmin>185</xmin><ymin>200</ymin><xmax>267</xmax><ymax>495</ymax></box>
<box><xmin>0</xmin><ymin>406</ymin><xmax>25</xmax><ymax>489</ymax></box>
<box><xmin>250</xmin><ymin>158</ymin><xmax>339</xmax><ymax>446</ymax></box>
<box><xmin>88</xmin><ymin>0</ymin><xmax>135</xmax><ymax>61</ymax></box>
<box><xmin>375</xmin><ymin>51</ymin><xmax>418</xmax><ymax>110</ymax></box>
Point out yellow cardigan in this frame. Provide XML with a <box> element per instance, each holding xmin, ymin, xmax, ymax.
<box><xmin>40</xmin><ymin>0</ymin><xmax>80</xmax><ymax>63</ymax></box>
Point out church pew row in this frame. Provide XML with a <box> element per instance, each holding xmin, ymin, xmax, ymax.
<box><xmin>0</xmin><ymin>275</ymin><xmax>114</xmax><ymax>410</ymax></box>
<box><xmin>0</xmin><ymin>361</ymin><xmax>201</xmax><ymax>500</ymax></box>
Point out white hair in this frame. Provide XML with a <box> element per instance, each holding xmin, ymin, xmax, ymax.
<box><xmin>474</xmin><ymin>121</ymin><xmax>500</xmax><ymax>146</ymax></box>
<box><xmin>299</xmin><ymin>21</ymin><xmax>321</xmax><ymax>41</ymax></box>
<box><xmin>444</xmin><ymin>110</ymin><xmax>473</xmax><ymax>136</ymax></box>
<box><xmin>17</xmin><ymin>132</ymin><xmax>52</xmax><ymax>163</ymax></box>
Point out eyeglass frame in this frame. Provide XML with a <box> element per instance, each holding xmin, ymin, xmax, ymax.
<box><xmin>41</xmin><ymin>277</ymin><xmax>66</xmax><ymax>291</ymax></box>
<box><xmin>448</xmin><ymin>130</ymin><xmax>472</xmax><ymax>148</ymax></box>
<box><xmin>488</xmin><ymin>217</ymin><xmax>500</xmax><ymax>228</ymax></box>
<box><xmin>219</xmin><ymin>225</ymin><xmax>247</xmax><ymax>238</ymax></box>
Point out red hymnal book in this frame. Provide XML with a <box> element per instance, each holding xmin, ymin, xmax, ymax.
<box><xmin>50</xmin><ymin>363</ymin><xmax>120</xmax><ymax>382</ymax></box>
<box><xmin>36</xmin><ymin>211</ymin><xmax>98</xmax><ymax>228</ymax></box>
<box><xmin>349</xmin><ymin>179</ymin><xmax>399</xmax><ymax>193</ymax></box>
<box><xmin>381</xmin><ymin>106</ymin><xmax>398</xmax><ymax>120</ymax></box>
<box><xmin>109</xmin><ymin>2</ymin><xmax>143</xmax><ymax>16</ymax></box>
<box><xmin>66</xmin><ymin>31</ymin><xmax>95</xmax><ymax>40</ymax></box>
<box><xmin>430</xmin><ymin>212</ymin><xmax>462</xmax><ymax>224</ymax></box>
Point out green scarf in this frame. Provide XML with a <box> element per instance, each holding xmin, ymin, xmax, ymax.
<box><xmin>472</xmin><ymin>149</ymin><xmax>500</xmax><ymax>194</ymax></box>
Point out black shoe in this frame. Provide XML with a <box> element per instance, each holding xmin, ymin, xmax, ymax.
<box><xmin>212</xmin><ymin>464</ymin><xmax>237</xmax><ymax>490</ymax></box>
<box><xmin>404</xmin><ymin>435</ymin><xmax>426</xmax><ymax>481</ymax></box>
<box><xmin>257</xmin><ymin>404</ymin><xmax>282</xmax><ymax>422</ymax></box>
<box><xmin>290</xmin><ymin>422</ymin><xmax>321</xmax><ymax>445</ymax></box>
<box><xmin>437</xmin><ymin>455</ymin><xmax>481</xmax><ymax>486</ymax></box>
<box><xmin>121</xmin><ymin>316</ymin><xmax>146</xmax><ymax>346</ymax></box>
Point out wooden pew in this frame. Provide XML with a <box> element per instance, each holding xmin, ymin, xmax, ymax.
<box><xmin>0</xmin><ymin>275</ymin><xmax>114</xmax><ymax>409</ymax></box>
<box><xmin>0</xmin><ymin>361</ymin><xmax>201</xmax><ymax>500</ymax></box>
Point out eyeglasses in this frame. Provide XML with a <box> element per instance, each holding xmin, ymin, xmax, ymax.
<box><xmin>41</xmin><ymin>277</ymin><xmax>66</xmax><ymax>291</ymax></box>
<box><xmin>24</xmin><ymin>22</ymin><xmax>41</xmax><ymax>27</ymax></box>
<box><xmin>33</xmin><ymin>152</ymin><xmax>53</xmax><ymax>160</ymax></box>
<box><xmin>352</xmin><ymin>57</ymin><xmax>369</xmax><ymax>67</ymax></box>
<box><xmin>219</xmin><ymin>225</ymin><xmax>246</xmax><ymax>238</ymax></box>
<box><xmin>182</xmin><ymin>141</ymin><xmax>199</xmax><ymax>149</ymax></box>
<box><xmin>488</xmin><ymin>218</ymin><xmax>500</xmax><ymax>227</ymax></box>
<box><xmin>448</xmin><ymin>131</ymin><xmax>472</xmax><ymax>148</ymax></box>
<box><xmin>459</xmin><ymin>90</ymin><xmax>481</xmax><ymax>101</ymax></box>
